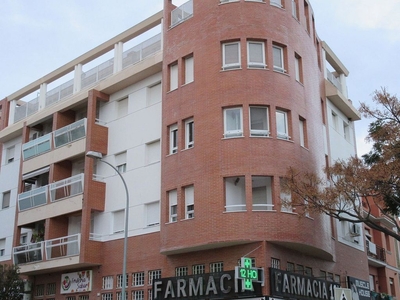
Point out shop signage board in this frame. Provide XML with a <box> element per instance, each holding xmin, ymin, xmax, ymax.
<box><xmin>60</xmin><ymin>270</ymin><xmax>92</xmax><ymax>294</ymax></box>
<box><xmin>347</xmin><ymin>276</ymin><xmax>371</xmax><ymax>300</ymax></box>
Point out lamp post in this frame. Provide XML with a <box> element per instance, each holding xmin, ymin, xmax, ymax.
<box><xmin>86</xmin><ymin>151</ymin><xmax>129</xmax><ymax>300</ymax></box>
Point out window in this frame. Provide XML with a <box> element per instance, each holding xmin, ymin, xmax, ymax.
<box><xmin>116</xmin><ymin>292</ymin><xmax>128</xmax><ymax>300</ymax></box>
<box><xmin>294</xmin><ymin>53</ymin><xmax>303</xmax><ymax>82</ymax></box>
<box><xmin>210</xmin><ymin>262</ymin><xmax>223</xmax><ymax>273</ymax></box>
<box><xmin>175</xmin><ymin>266</ymin><xmax>188</xmax><ymax>277</ymax></box>
<box><xmin>225</xmin><ymin>176</ymin><xmax>246</xmax><ymax>212</ymax></box>
<box><xmin>46</xmin><ymin>283</ymin><xmax>56</xmax><ymax>295</ymax></box>
<box><xmin>299</xmin><ymin>117</ymin><xmax>307</xmax><ymax>147</ymax></box>
<box><xmin>113</xmin><ymin>210</ymin><xmax>125</xmax><ymax>233</ymax></box>
<box><xmin>147</xmin><ymin>82</ymin><xmax>161</xmax><ymax>106</ymax></box>
<box><xmin>102</xmin><ymin>293</ymin><xmax>113</xmax><ymax>300</ymax></box>
<box><xmin>132</xmin><ymin>290</ymin><xmax>144</xmax><ymax>300</ymax></box>
<box><xmin>247</xmin><ymin>41</ymin><xmax>266</xmax><ymax>68</ymax></box>
<box><xmin>115</xmin><ymin>152</ymin><xmax>127</xmax><ymax>173</ymax></box>
<box><xmin>270</xmin><ymin>0</ymin><xmax>282</xmax><ymax>7</ymax></box>
<box><xmin>148</xmin><ymin>289</ymin><xmax>153</xmax><ymax>300</ymax></box>
<box><xmin>146</xmin><ymin>140</ymin><xmax>161</xmax><ymax>164</ymax></box>
<box><xmin>169</xmin><ymin>63</ymin><xmax>178</xmax><ymax>91</ymax></box>
<box><xmin>2</xmin><ymin>191</ymin><xmax>10</xmax><ymax>209</ymax></box>
<box><xmin>133</xmin><ymin>272</ymin><xmax>145</xmax><ymax>286</ymax></box>
<box><xmin>238</xmin><ymin>258</ymin><xmax>256</xmax><ymax>267</ymax></box>
<box><xmin>222</xmin><ymin>42</ymin><xmax>240</xmax><ymax>70</ymax></box>
<box><xmin>305</xmin><ymin>267</ymin><xmax>312</xmax><ymax>276</ymax></box>
<box><xmin>286</xmin><ymin>262</ymin><xmax>295</xmax><ymax>271</ymax></box>
<box><xmin>146</xmin><ymin>202</ymin><xmax>160</xmax><ymax>227</ymax></box>
<box><xmin>252</xmin><ymin>176</ymin><xmax>273</xmax><ymax>211</ymax></box>
<box><xmin>343</xmin><ymin>121</ymin><xmax>350</xmax><ymax>141</ymax></box>
<box><xmin>224</xmin><ymin>107</ymin><xmax>243</xmax><ymax>138</ymax></box>
<box><xmin>0</xmin><ymin>238</ymin><xmax>5</xmax><ymax>257</ymax></box>
<box><xmin>102</xmin><ymin>276</ymin><xmax>114</xmax><ymax>289</ymax></box>
<box><xmin>292</xmin><ymin>0</ymin><xmax>298</xmax><ymax>19</ymax></box>
<box><xmin>320</xmin><ymin>270</ymin><xmax>326</xmax><ymax>280</ymax></box>
<box><xmin>185</xmin><ymin>119</ymin><xmax>194</xmax><ymax>149</ymax></box>
<box><xmin>148</xmin><ymin>270</ymin><xmax>161</xmax><ymax>285</ymax></box>
<box><xmin>304</xmin><ymin>0</ymin><xmax>310</xmax><ymax>32</ymax></box>
<box><xmin>331</xmin><ymin>111</ymin><xmax>338</xmax><ymax>130</ymax></box>
<box><xmin>169</xmin><ymin>124</ymin><xmax>178</xmax><ymax>154</ymax></box>
<box><xmin>20</xmin><ymin>233</ymin><xmax>27</xmax><ymax>245</ymax></box>
<box><xmin>250</xmin><ymin>106</ymin><xmax>269</xmax><ymax>136</ymax></box>
<box><xmin>117</xmin><ymin>98</ymin><xmax>128</xmax><ymax>118</ymax></box>
<box><xmin>116</xmin><ymin>274</ymin><xmax>129</xmax><ymax>288</ymax></box>
<box><xmin>184</xmin><ymin>185</ymin><xmax>194</xmax><ymax>219</ymax></box>
<box><xmin>276</xmin><ymin>110</ymin><xmax>289</xmax><ymax>139</ymax></box>
<box><xmin>184</xmin><ymin>55</ymin><xmax>194</xmax><ymax>84</ymax></box>
<box><xmin>280</xmin><ymin>178</ymin><xmax>292</xmax><ymax>212</ymax></box>
<box><xmin>335</xmin><ymin>274</ymin><xmax>341</xmax><ymax>283</ymax></box>
<box><xmin>79</xmin><ymin>296</ymin><xmax>89</xmax><ymax>300</ymax></box>
<box><xmin>271</xmin><ymin>258</ymin><xmax>280</xmax><ymax>269</ymax></box>
<box><xmin>35</xmin><ymin>284</ymin><xmax>45</xmax><ymax>297</ymax></box>
<box><xmin>66</xmin><ymin>297</ymin><xmax>76</xmax><ymax>300</ymax></box>
<box><xmin>6</xmin><ymin>146</ymin><xmax>15</xmax><ymax>164</ymax></box>
<box><xmin>272</xmin><ymin>45</ymin><xmax>285</xmax><ymax>72</ymax></box>
<box><xmin>296</xmin><ymin>264</ymin><xmax>304</xmax><ymax>274</ymax></box>
<box><xmin>192</xmin><ymin>264</ymin><xmax>205</xmax><ymax>275</ymax></box>
<box><xmin>169</xmin><ymin>190</ymin><xmax>178</xmax><ymax>222</ymax></box>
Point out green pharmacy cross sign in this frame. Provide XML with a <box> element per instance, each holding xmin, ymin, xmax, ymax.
<box><xmin>235</xmin><ymin>257</ymin><xmax>264</xmax><ymax>291</ymax></box>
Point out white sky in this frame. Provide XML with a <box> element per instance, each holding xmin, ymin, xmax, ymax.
<box><xmin>1</xmin><ymin>0</ymin><xmax>400</xmax><ymax>156</ymax></box>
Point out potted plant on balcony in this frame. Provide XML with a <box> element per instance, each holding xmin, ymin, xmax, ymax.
<box><xmin>30</xmin><ymin>228</ymin><xmax>44</xmax><ymax>243</ymax></box>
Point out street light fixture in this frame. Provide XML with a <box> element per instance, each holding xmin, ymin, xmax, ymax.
<box><xmin>86</xmin><ymin>151</ymin><xmax>129</xmax><ymax>300</ymax></box>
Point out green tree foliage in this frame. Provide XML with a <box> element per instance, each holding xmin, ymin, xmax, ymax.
<box><xmin>0</xmin><ymin>264</ymin><xmax>24</xmax><ymax>300</ymax></box>
<box><xmin>284</xmin><ymin>89</ymin><xmax>400</xmax><ymax>242</ymax></box>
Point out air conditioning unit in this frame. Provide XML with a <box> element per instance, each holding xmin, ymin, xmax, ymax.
<box><xmin>349</xmin><ymin>223</ymin><xmax>361</xmax><ymax>236</ymax></box>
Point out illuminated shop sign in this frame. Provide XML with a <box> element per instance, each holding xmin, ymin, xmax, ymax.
<box><xmin>153</xmin><ymin>270</ymin><xmax>263</xmax><ymax>300</ymax></box>
<box><xmin>236</xmin><ymin>257</ymin><xmax>264</xmax><ymax>291</ymax></box>
<box><xmin>60</xmin><ymin>270</ymin><xmax>92</xmax><ymax>294</ymax></box>
<box><xmin>347</xmin><ymin>276</ymin><xmax>370</xmax><ymax>300</ymax></box>
<box><xmin>270</xmin><ymin>268</ymin><xmax>340</xmax><ymax>300</ymax></box>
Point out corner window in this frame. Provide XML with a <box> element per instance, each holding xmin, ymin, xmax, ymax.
<box><xmin>294</xmin><ymin>53</ymin><xmax>303</xmax><ymax>83</ymax></box>
<box><xmin>2</xmin><ymin>191</ymin><xmax>10</xmax><ymax>209</ymax></box>
<box><xmin>169</xmin><ymin>190</ymin><xmax>178</xmax><ymax>222</ymax></box>
<box><xmin>272</xmin><ymin>45</ymin><xmax>286</xmax><ymax>73</ymax></box>
<box><xmin>276</xmin><ymin>110</ymin><xmax>290</xmax><ymax>139</ymax></box>
<box><xmin>270</xmin><ymin>0</ymin><xmax>282</xmax><ymax>7</ymax></box>
<box><xmin>185</xmin><ymin>118</ymin><xmax>194</xmax><ymax>149</ymax></box>
<box><xmin>250</xmin><ymin>106</ymin><xmax>269</xmax><ymax>137</ymax></box>
<box><xmin>247</xmin><ymin>41</ymin><xmax>266</xmax><ymax>68</ymax></box>
<box><xmin>252</xmin><ymin>176</ymin><xmax>273</xmax><ymax>210</ymax></box>
<box><xmin>224</xmin><ymin>107</ymin><xmax>243</xmax><ymax>138</ymax></box>
<box><xmin>222</xmin><ymin>42</ymin><xmax>241</xmax><ymax>70</ymax></box>
<box><xmin>169</xmin><ymin>124</ymin><xmax>178</xmax><ymax>154</ymax></box>
<box><xmin>225</xmin><ymin>176</ymin><xmax>246</xmax><ymax>212</ymax></box>
<box><xmin>169</xmin><ymin>63</ymin><xmax>178</xmax><ymax>91</ymax></box>
<box><xmin>184</xmin><ymin>55</ymin><xmax>194</xmax><ymax>84</ymax></box>
<box><xmin>184</xmin><ymin>185</ymin><xmax>194</xmax><ymax>219</ymax></box>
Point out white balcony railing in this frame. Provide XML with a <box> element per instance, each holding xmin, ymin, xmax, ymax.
<box><xmin>18</xmin><ymin>173</ymin><xmax>84</xmax><ymax>211</ymax></box>
<box><xmin>46</xmin><ymin>79</ymin><xmax>74</xmax><ymax>106</ymax></box>
<box><xmin>14</xmin><ymin>97</ymin><xmax>39</xmax><ymax>123</ymax></box>
<box><xmin>171</xmin><ymin>0</ymin><xmax>193</xmax><ymax>27</ymax></box>
<box><xmin>13</xmin><ymin>234</ymin><xmax>81</xmax><ymax>265</ymax></box>
<box><xmin>45</xmin><ymin>233</ymin><xmax>81</xmax><ymax>260</ymax></box>
<box><xmin>225</xmin><ymin>204</ymin><xmax>246</xmax><ymax>212</ymax></box>
<box><xmin>49</xmin><ymin>174</ymin><xmax>84</xmax><ymax>202</ymax></box>
<box><xmin>81</xmin><ymin>59</ymin><xmax>114</xmax><ymax>89</ymax></box>
<box><xmin>122</xmin><ymin>33</ymin><xmax>162</xmax><ymax>69</ymax></box>
<box><xmin>22</xmin><ymin>133</ymin><xmax>52</xmax><ymax>160</ymax></box>
<box><xmin>326</xmin><ymin>70</ymin><xmax>343</xmax><ymax>93</ymax></box>
<box><xmin>13</xmin><ymin>242</ymin><xmax>44</xmax><ymax>264</ymax></box>
<box><xmin>22</xmin><ymin>118</ymin><xmax>87</xmax><ymax>161</ymax></box>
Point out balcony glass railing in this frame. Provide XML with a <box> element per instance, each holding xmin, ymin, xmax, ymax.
<box><xmin>53</xmin><ymin>118</ymin><xmax>87</xmax><ymax>148</ymax></box>
<box><xmin>122</xmin><ymin>33</ymin><xmax>162</xmax><ymax>69</ymax></box>
<box><xmin>22</xmin><ymin>118</ymin><xmax>87</xmax><ymax>161</ymax></box>
<box><xmin>22</xmin><ymin>133</ymin><xmax>52</xmax><ymax>160</ymax></box>
<box><xmin>46</xmin><ymin>79</ymin><xmax>74</xmax><ymax>106</ymax></box>
<box><xmin>81</xmin><ymin>59</ymin><xmax>114</xmax><ymax>89</ymax></box>
<box><xmin>13</xmin><ymin>242</ymin><xmax>44</xmax><ymax>264</ymax></box>
<box><xmin>49</xmin><ymin>174</ymin><xmax>84</xmax><ymax>202</ymax></box>
<box><xmin>171</xmin><ymin>0</ymin><xmax>193</xmax><ymax>27</ymax></box>
<box><xmin>326</xmin><ymin>70</ymin><xmax>343</xmax><ymax>93</ymax></box>
<box><xmin>45</xmin><ymin>233</ymin><xmax>81</xmax><ymax>260</ymax></box>
<box><xmin>14</xmin><ymin>97</ymin><xmax>39</xmax><ymax>123</ymax></box>
<box><xmin>18</xmin><ymin>173</ymin><xmax>84</xmax><ymax>211</ymax></box>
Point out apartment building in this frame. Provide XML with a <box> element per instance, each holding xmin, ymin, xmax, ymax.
<box><xmin>0</xmin><ymin>0</ymin><xmax>398</xmax><ymax>299</ymax></box>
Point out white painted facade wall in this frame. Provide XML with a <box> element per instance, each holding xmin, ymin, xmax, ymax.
<box><xmin>0</xmin><ymin>136</ymin><xmax>22</xmax><ymax>261</ymax></box>
<box><xmin>91</xmin><ymin>73</ymin><xmax>162</xmax><ymax>241</ymax></box>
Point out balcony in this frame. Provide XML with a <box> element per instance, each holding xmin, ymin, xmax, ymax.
<box><xmin>13</xmin><ymin>234</ymin><xmax>82</xmax><ymax>274</ymax></box>
<box><xmin>171</xmin><ymin>0</ymin><xmax>193</xmax><ymax>27</ymax></box>
<box><xmin>366</xmin><ymin>240</ymin><xmax>386</xmax><ymax>266</ymax></box>
<box><xmin>18</xmin><ymin>174</ymin><xmax>84</xmax><ymax>212</ymax></box>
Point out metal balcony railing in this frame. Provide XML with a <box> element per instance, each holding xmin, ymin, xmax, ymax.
<box><xmin>13</xmin><ymin>233</ymin><xmax>81</xmax><ymax>265</ymax></box>
<box><xmin>18</xmin><ymin>173</ymin><xmax>84</xmax><ymax>211</ymax></box>
<box><xmin>367</xmin><ymin>241</ymin><xmax>386</xmax><ymax>262</ymax></box>
<box><xmin>171</xmin><ymin>0</ymin><xmax>193</xmax><ymax>27</ymax></box>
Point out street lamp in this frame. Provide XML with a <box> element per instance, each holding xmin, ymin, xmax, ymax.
<box><xmin>86</xmin><ymin>151</ymin><xmax>129</xmax><ymax>300</ymax></box>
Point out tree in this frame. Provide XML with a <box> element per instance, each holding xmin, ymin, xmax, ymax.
<box><xmin>284</xmin><ymin>89</ymin><xmax>400</xmax><ymax>242</ymax></box>
<box><xmin>0</xmin><ymin>264</ymin><xmax>24</xmax><ymax>300</ymax></box>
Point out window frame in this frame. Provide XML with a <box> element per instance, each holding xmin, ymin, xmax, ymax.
<box><xmin>169</xmin><ymin>62</ymin><xmax>178</xmax><ymax>91</ymax></box>
<box><xmin>249</xmin><ymin>106</ymin><xmax>269</xmax><ymax>137</ymax></box>
<box><xmin>223</xmin><ymin>107</ymin><xmax>243</xmax><ymax>138</ymax></box>
<box><xmin>184</xmin><ymin>55</ymin><xmax>194</xmax><ymax>84</ymax></box>
<box><xmin>2</xmin><ymin>191</ymin><xmax>10</xmax><ymax>209</ymax></box>
<box><xmin>169</xmin><ymin>124</ymin><xmax>178</xmax><ymax>154</ymax></box>
<box><xmin>270</xmin><ymin>0</ymin><xmax>283</xmax><ymax>8</ymax></box>
<box><xmin>247</xmin><ymin>41</ymin><xmax>266</xmax><ymax>69</ymax></box>
<box><xmin>276</xmin><ymin>110</ymin><xmax>290</xmax><ymax>140</ymax></box>
<box><xmin>222</xmin><ymin>42</ymin><xmax>241</xmax><ymax>70</ymax></box>
<box><xmin>185</xmin><ymin>118</ymin><xmax>194</xmax><ymax>149</ymax></box>
<box><xmin>272</xmin><ymin>45</ymin><xmax>286</xmax><ymax>73</ymax></box>
<box><xmin>184</xmin><ymin>185</ymin><xmax>194</xmax><ymax>219</ymax></box>
<box><xmin>294</xmin><ymin>53</ymin><xmax>303</xmax><ymax>82</ymax></box>
<box><xmin>6</xmin><ymin>146</ymin><xmax>15</xmax><ymax>164</ymax></box>
<box><xmin>169</xmin><ymin>190</ymin><xmax>178</xmax><ymax>223</ymax></box>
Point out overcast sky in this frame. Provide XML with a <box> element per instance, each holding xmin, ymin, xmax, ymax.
<box><xmin>1</xmin><ymin>0</ymin><xmax>400</xmax><ymax>156</ymax></box>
